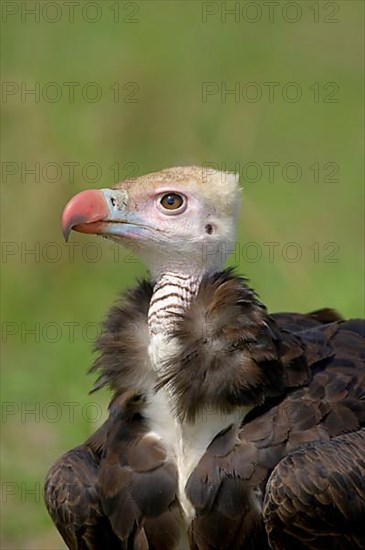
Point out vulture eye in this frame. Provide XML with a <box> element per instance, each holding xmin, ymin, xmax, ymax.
<box><xmin>160</xmin><ymin>193</ymin><xmax>184</xmax><ymax>211</ymax></box>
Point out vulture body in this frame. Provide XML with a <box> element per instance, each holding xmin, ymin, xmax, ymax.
<box><xmin>46</xmin><ymin>167</ymin><xmax>365</xmax><ymax>549</ymax></box>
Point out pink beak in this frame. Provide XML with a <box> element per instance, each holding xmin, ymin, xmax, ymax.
<box><xmin>61</xmin><ymin>189</ymin><xmax>110</xmax><ymax>241</ymax></box>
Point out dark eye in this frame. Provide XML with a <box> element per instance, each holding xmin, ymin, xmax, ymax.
<box><xmin>160</xmin><ymin>193</ymin><xmax>184</xmax><ymax>210</ymax></box>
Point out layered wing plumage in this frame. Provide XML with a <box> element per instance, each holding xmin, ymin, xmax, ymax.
<box><xmin>264</xmin><ymin>429</ymin><xmax>365</xmax><ymax>550</ymax></box>
<box><xmin>45</xmin><ymin>392</ymin><xmax>184</xmax><ymax>549</ymax></box>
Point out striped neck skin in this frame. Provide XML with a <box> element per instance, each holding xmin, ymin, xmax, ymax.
<box><xmin>148</xmin><ymin>270</ymin><xmax>202</xmax><ymax>336</ymax></box>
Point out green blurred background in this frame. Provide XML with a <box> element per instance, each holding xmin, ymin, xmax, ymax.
<box><xmin>1</xmin><ymin>1</ymin><xmax>364</xmax><ymax>547</ymax></box>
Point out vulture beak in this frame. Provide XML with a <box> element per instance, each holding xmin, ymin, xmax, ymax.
<box><xmin>61</xmin><ymin>188</ymin><xmax>144</xmax><ymax>242</ymax></box>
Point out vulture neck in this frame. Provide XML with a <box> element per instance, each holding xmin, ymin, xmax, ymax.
<box><xmin>146</xmin><ymin>262</ymin><xmax>215</xmax><ymax>519</ymax></box>
<box><xmin>145</xmin><ymin>259</ymin><xmax>251</xmax><ymax>520</ymax></box>
<box><xmin>147</xmin><ymin>263</ymin><xmax>208</xmax><ymax>337</ymax></box>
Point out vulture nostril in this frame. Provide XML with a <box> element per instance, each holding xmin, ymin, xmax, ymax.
<box><xmin>111</xmin><ymin>197</ymin><xmax>116</xmax><ymax>207</ymax></box>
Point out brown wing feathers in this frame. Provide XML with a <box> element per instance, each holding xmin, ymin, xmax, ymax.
<box><xmin>45</xmin><ymin>391</ymin><xmax>183</xmax><ymax>549</ymax></box>
<box><xmin>187</xmin><ymin>313</ymin><xmax>364</xmax><ymax>547</ymax></box>
<box><xmin>45</xmin><ymin>269</ymin><xmax>365</xmax><ymax>549</ymax></box>
<box><xmin>263</xmin><ymin>429</ymin><xmax>365</xmax><ymax>550</ymax></box>
<box><xmin>44</xmin><ymin>440</ymin><xmax>121</xmax><ymax>550</ymax></box>
<box><xmin>98</xmin><ymin>392</ymin><xmax>182</xmax><ymax>546</ymax></box>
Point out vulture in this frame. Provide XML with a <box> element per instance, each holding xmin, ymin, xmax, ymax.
<box><xmin>45</xmin><ymin>166</ymin><xmax>365</xmax><ymax>550</ymax></box>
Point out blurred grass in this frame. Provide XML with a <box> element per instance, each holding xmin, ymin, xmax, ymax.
<box><xmin>1</xmin><ymin>1</ymin><xmax>364</xmax><ymax>548</ymax></box>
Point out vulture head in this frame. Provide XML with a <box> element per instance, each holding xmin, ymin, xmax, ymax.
<box><xmin>62</xmin><ymin>166</ymin><xmax>240</xmax><ymax>278</ymax></box>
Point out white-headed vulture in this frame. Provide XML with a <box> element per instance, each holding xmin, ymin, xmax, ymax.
<box><xmin>45</xmin><ymin>167</ymin><xmax>365</xmax><ymax>549</ymax></box>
